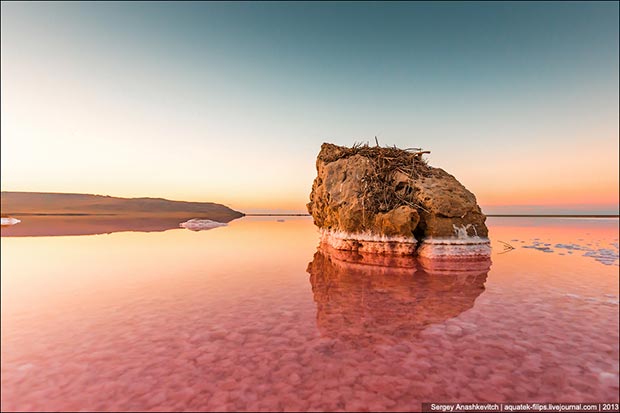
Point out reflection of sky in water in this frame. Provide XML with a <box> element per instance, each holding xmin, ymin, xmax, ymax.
<box><xmin>1</xmin><ymin>217</ymin><xmax>619</xmax><ymax>411</ymax></box>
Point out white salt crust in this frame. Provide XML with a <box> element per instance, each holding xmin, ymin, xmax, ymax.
<box><xmin>320</xmin><ymin>229</ymin><xmax>491</xmax><ymax>258</ymax></box>
<box><xmin>0</xmin><ymin>217</ymin><xmax>21</xmax><ymax>226</ymax></box>
<box><xmin>417</xmin><ymin>237</ymin><xmax>492</xmax><ymax>258</ymax></box>
<box><xmin>319</xmin><ymin>229</ymin><xmax>417</xmax><ymax>255</ymax></box>
<box><xmin>179</xmin><ymin>219</ymin><xmax>227</xmax><ymax>230</ymax></box>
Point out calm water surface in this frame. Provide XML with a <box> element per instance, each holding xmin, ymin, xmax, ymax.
<box><xmin>1</xmin><ymin>217</ymin><xmax>618</xmax><ymax>411</ymax></box>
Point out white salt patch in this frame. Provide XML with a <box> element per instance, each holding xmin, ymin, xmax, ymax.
<box><xmin>321</xmin><ymin>229</ymin><xmax>416</xmax><ymax>243</ymax></box>
<box><xmin>417</xmin><ymin>237</ymin><xmax>491</xmax><ymax>258</ymax></box>
<box><xmin>453</xmin><ymin>223</ymin><xmax>478</xmax><ymax>238</ymax></box>
<box><xmin>179</xmin><ymin>219</ymin><xmax>226</xmax><ymax>231</ymax></box>
<box><xmin>321</xmin><ymin>229</ymin><xmax>491</xmax><ymax>257</ymax></box>
<box><xmin>547</xmin><ymin>242</ymin><xmax>619</xmax><ymax>266</ymax></box>
<box><xmin>584</xmin><ymin>249</ymin><xmax>619</xmax><ymax>266</ymax></box>
<box><xmin>420</xmin><ymin>237</ymin><xmax>490</xmax><ymax>246</ymax></box>
<box><xmin>0</xmin><ymin>217</ymin><xmax>21</xmax><ymax>226</ymax></box>
<box><xmin>418</xmin><ymin>240</ymin><xmax>491</xmax><ymax>258</ymax></box>
<box><xmin>319</xmin><ymin>229</ymin><xmax>416</xmax><ymax>255</ymax></box>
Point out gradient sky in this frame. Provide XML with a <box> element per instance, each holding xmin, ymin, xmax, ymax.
<box><xmin>1</xmin><ymin>1</ymin><xmax>618</xmax><ymax>214</ymax></box>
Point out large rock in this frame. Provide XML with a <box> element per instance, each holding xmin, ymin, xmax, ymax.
<box><xmin>307</xmin><ymin>143</ymin><xmax>490</xmax><ymax>257</ymax></box>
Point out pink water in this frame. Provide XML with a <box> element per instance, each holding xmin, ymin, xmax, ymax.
<box><xmin>1</xmin><ymin>217</ymin><xmax>618</xmax><ymax>411</ymax></box>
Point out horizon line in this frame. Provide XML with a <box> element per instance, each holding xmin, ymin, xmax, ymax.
<box><xmin>245</xmin><ymin>213</ymin><xmax>620</xmax><ymax>218</ymax></box>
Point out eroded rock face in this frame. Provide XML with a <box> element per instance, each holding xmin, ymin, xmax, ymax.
<box><xmin>307</xmin><ymin>143</ymin><xmax>489</xmax><ymax>256</ymax></box>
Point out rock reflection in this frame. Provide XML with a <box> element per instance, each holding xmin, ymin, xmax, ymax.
<box><xmin>307</xmin><ymin>244</ymin><xmax>491</xmax><ymax>345</ymax></box>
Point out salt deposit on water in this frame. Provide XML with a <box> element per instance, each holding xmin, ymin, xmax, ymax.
<box><xmin>520</xmin><ymin>239</ymin><xmax>619</xmax><ymax>266</ymax></box>
<box><xmin>0</xmin><ymin>217</ymin><xmax>21</xmax><ymax>226</ymax></box>
<box><xmin>179</xmin><ymin>219</ymin><xmax>227</xmax><ymax>231</ymax></box>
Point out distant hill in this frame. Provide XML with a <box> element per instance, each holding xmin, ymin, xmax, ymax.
<box><xmin>0</xmin><ymin>191</ymin><xmax>244</xmax><ymax>222</ymax></box>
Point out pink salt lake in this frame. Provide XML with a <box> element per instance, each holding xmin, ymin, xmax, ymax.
<box><xmin>1</xmin><ymin>216</ymin><xmax>618</xmax><ymax>411</ymax></box>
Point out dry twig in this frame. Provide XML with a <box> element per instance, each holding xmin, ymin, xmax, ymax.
<box><xmin>323</xmin><ymin>142</ymin><xmax>433</xmax><ymax>219</ymax></box>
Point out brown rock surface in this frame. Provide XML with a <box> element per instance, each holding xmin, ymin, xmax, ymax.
<box><xmin>307</xmin><ymin>143</ymin><xmax>488</xmax><ymax>251</ymax></box>
<box><xmin>373</xmin><ymin>205</ymin><xmax>420</xmax><ymax>237</ymax></box>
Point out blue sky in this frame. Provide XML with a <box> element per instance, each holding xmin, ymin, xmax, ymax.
<box><xmin>1</xmin><ymin>1</ymin><xmax>618</xmax><ymax>213</ymax></box>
